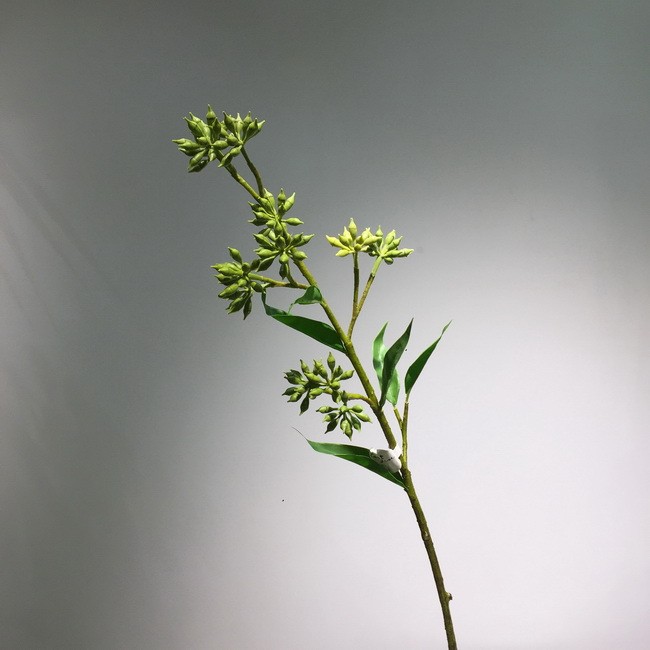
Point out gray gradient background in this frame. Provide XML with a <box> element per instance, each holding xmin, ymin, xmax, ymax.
<box><xmin>1</xmin><ymin>1</ymin><xmax>649</xmax><ymax>649</ymax></box>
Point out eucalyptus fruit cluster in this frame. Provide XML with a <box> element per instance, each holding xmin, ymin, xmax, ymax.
<box><xmin>283</xmin><ymin>353</ymin><xmax>371</xmax><ymax>438</ymax></box>
<box><xmin>250</xmin><ymin>189</ymin><xmax>314</xmax><ymax>280</ymax></box>
<box><xmin>212</xmin><ymin>247</ymin><xmax>268</xmax><ymax>318</ymax></box>
<box><xmin>173</xmin><ymin>106</ymin><xmax>264</xmax><ymax>172</ymax></box>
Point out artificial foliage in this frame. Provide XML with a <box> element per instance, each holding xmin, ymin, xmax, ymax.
<box><xmin>174</xmin><ymin>108</ymin><xmax>458</xmax><ymax>649</ymax></box>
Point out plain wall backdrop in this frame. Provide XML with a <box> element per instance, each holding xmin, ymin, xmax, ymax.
<box><xmin>1</xmin><ymin>1</ymin><xmax>649</xmax><ymax>648</ymax></box>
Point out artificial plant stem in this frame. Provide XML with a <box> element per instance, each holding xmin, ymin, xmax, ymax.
<box><xmin>345</xmin><ymin>392</ymin><xmax>374</xmax><ymax>406</ymax></box>
<box><xmin>400</xmin><ymin>399</ymin><xmax>409</xmax><ymax>462</ymax></box>
<box><xmin>348</xmin><ymin>253</ymin><xmax>360</xmax><ymax>338</ymax></box>
<box><xmin>249</xmin><ymin>273</ymin><xmax>307</xmax><ymax>289</ymax></box>
<box><xmin>241</xmin><ymin>146</ymin><xmax>264</xmax><ymax>195</ymax></box>
<box><xmin>221</xmin><ymin>160</ymin><xmax>260</xmax><ymax>200</ymax></box>
<box><xmin>399</xmin><ymin>399</ymin><xmax>457</xmax><ymax>649</ymax></box>
<box><xmin>402</xmin><ymin>469</ymin><xmax>457</xmax><ymax>650</ymax></box>
<box><xmin>356</xmin><ymin>257</ymin><xmax>382</xmax><ymax>316</ymax></box>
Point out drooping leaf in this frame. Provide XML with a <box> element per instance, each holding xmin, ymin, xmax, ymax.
<box><xmin>262</xmin><ymin>290</ymin><xmax>345</xmax><ymax>352</ymax></box>
<box><xmin>305</xmin><ymin>439</ymin><xmax>405</xmax><ymax>488</ymax></box>
<box><xmin>379</xmin><ymin>319</ymin><xmax>413</xmax><ymax>407</ymax></box>
<box><xmin>405</xmin><ymin>321</ymin><xmax>451</xmax><ymax>396</ymax></box>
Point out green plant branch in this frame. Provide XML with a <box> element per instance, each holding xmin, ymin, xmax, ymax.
<box><xmin>402</xmin><ymin>467</ymin><xmax>457</xmax><ymax>649</ymax></box>
<box><xmin>250</xmin><ymin>273</ymin><xmax>308</xmax><ymax>289</ymax></box>
<box><xmin>345</xmin><ymin>392</ymin><xmax>374</xmax><ymax>406</ymax></box>
<box><xmin>393</xmin><ymin>405</ymin><xmax>404</xmax><ymax>433</ymax></box>
<box><xmin>347</xmin><ymin>253</ymin><xmax>360</xmax><ymax>338</ymax></box>
<box><xmin>283</xmin><ymin>263</ymin><xmax>303</xmax><ymax>288</ymax></box>
<box><xmin>348</xmin><ymin>256</ymin><xmax>383</xmax><ymax>339</ymax></box>
<box><xmin>294</xmin><ymin>258</ymin><xmax>398</xmax><ymax>450</ymax></box>
<box><xmin>397</xmin><ymin>398</ymin><xmax>457</xmax><ymax>648</ymax></box>
<box><xmin>358</xmin><ymin>257</ymin><xmax>382</xmax><ymax>314</ymax></box>
<box><xmin>241</xmin><ymin>146</ymin><xmax>264</xmax><ymax>195</ymax></box>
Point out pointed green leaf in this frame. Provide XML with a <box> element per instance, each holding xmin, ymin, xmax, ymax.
<box><xmin>379</xmin><ymin>319</ymin><xmax>413</xmax><ymax>407</ymax></box>
<box><xmin>405</xmin><ymin>321</ymin><xmax>451</xmax><ymax>396</ymax></box>
<box><xmin>305</xmin><ymin>439</ymin><xmax>405</xmax><ymax>488</ymax></box>
<box><xmin>372</xmin><ymin>322</ymin><xmax>388</xmax><ymax>383</ymax></box>
<box><xmin>262</xmin><ymin>291</ymin><xmax>345</xmax><ymax>352</ymax></box>
<box><xmin>373</xmin><ymin>322</ymin><xmax>400</xmax><ymax>406</ymax></box>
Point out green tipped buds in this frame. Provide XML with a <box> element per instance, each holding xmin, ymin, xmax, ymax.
<box><xmin>175</xmin><ymin>107</ymin><xmax>265</xmax><ymax>173</ymax></box>
<box><xmin>228</xmin><ymin>247</ymin><xmax>243</xmax><ymax>263</ymax></box>
<box><xmin>282</xmin><ymin>356</ymin><xmax>368</xmax><ymax>436</ymax></box>
<box><xmin>212</xmin><ymin>253</ymin><xmax>270</xmax><ymax>320</ymax></box>
<box><xmin>369</xmin><ymin>227</ymin><xmax>413</xmax><ymax>264</ymax></box>
<box><xmin>326</xmin><ymin>218</ymin><xmax>383</xmax><ymax>257</ymax></box>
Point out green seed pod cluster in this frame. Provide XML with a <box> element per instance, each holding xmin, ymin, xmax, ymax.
<box><xmin>317</xmin><ymin>403</ymin><xmax>371</xmax><ymax>439</ymax></box>
<box><xmin>211</xmin><ymin>247</ymin><xmax>270</xmax><ymax>319</ymax></box>
<box><xmin>173</xmin><ymin>106</ymin><xmax>265</xmax><ymax>173</ymax></box>
<box><xmin>368</xmin><ymin>227</ymin><xmax>414</xmax><ymax>264</ymax></box>
<box><xmin>283</xmin><ymin>352</ymin><xmax>358</xmax><ymax>423</ymax></box>
<box><xmin>325</xmin><ymin>218</ymin><xmax>382</xmax><ymax>257</ymax></box>
<box><xmin>250</xmin><ymin>189</ymin><xmax>314</xmax><ymax>279</ymax></box>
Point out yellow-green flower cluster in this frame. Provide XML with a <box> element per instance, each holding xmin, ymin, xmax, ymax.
<box><xmin>326</xmin><ymin>219</ymin><xmax>413</xmax><ymax>264</ymax></box>
<box><xmin>325</xmin><ymin>219</ymin><xmax>382</xmax><ymax>257</ymax></box>
<box><xmin>368</xmin><ymin>227</ymin><xmax>414</xmax><ymax>264</ymax></box>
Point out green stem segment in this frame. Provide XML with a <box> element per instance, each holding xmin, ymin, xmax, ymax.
<box><xmin>241</xmin><ymin>146</ymin><xmax>264</xmax><ymax>195</ymax></box>
<box><xmin>402</xmin><ymin>468</ymin><xmax>457</xmax><ymax>649</ymax></box>
<box><xmin>348</xmin><ymin>257</ymin><xmax>382</xmax><ymax>338</ymax></box>
<box><xmin>399</xmin><ymin>399</ymin><xmax>457</xmax><ymax>648</ymax></box>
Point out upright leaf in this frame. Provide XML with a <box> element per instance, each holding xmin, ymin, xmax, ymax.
<box><xmin>380</xmin><ymin>319</ymin><xmax>413</xmax><ymax>407</ymax></box>
<box><xmin>405</xmin><ymin>321</ymin><xmax>451</xmax><ymax>396</ymax></box>
<box><xmin>372</xmin><ymin>322</ymin><xmax>399</xmax><ymax>406</ymax></box>
<box><xmin>305</xmin><ymin>439</ymin><xmax>405</xmax><ymax>488</ymax></box>
<box><xmin>372</xmin><ymin>322</ymin><xmax>388</xmax><ymax>382</ymax></box>
<box><xmin>262</xmin><ymin>290</ymin><xmax>345</xmax><ymax>352</ymax></box>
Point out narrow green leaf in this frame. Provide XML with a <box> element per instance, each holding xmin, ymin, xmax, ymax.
<box><xmin>372</xmin><ymin>322</ymin><xmax>388</xmax><ymax>383</ymax></box>
<box><xmin>305</xmin><ymin>439</ymin><xmax>405</xmax><ymax>488</ymax></box>
<box><xmin>262</xmin><ymin>291</ymin><xmax>345</xmax><ymax>352</ymax></box>
<box><xmin>379</xmin><ymin>319</ymin><xmax>413</xmax><ymax>407</ymax></box>
<box><xmin>405</xmin><ymin>321</ymin><xmax>451</xmax><ymax>396</ymax></box>
<box><xmin>373</xmin><ymin>322</ymin><xmax>400</xmax><ymax>406</ymax></box>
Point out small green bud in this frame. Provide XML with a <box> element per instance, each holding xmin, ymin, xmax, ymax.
<box><xmin>228</xmin><ymin>248</ymin><xmax>243</xmax><ymax>263</ymax></box>
<box><xmin>218</xmin><ymin>284</ymin><xmax>241</xmax><ymax>298</ymax></box>
<box><xmin>283</xmin><ymin>193</ymin><xmax>296</xmax><ymax>212</ymax></box>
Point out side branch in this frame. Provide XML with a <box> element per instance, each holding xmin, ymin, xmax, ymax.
<box><xmin>294</xmin><ymin>258</ymin><xmax>398</xmax><ymax>450</ymax></box>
